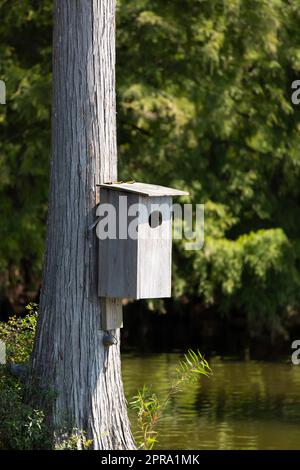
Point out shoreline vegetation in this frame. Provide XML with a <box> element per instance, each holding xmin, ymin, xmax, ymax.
<box><xmin>0</xmin><ymin>305</ymin><xmax>212</xmax><ymax>450</ymax></box>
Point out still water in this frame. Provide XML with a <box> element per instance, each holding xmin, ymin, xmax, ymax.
<box><xmin>122</xmin><ymin>353</ymin><xmax>300</xmax><ymax>450</ymax></box>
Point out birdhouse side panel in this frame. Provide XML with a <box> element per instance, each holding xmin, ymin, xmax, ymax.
<box><xmin>98</xmin><ymin>189</ymin><xmax>139</xmax><ymax>298</ymax></box>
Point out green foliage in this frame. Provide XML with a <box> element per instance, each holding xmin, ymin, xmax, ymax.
<box><xmin>131</xmin><ymin>350</ymin><xmax>212</xmax><ymax>449</ymax></box>
<box><xmin>0</xmin><ymin>303</ymin><xmax>94</xmax><ymax>450</ymax></box>
<box><xmin>0</xmin><ymin>302</ymin><xmax>37</xmax><ymax>362</ymax></box>
<box><xmin>1</xmin><ymin>0</ymin><xmax>300</xmax><ymax>335</ymax></box>
<box><xmin>116</xmin><ymin>0</ymin><xmax>300</xmax><ymax>335</ymax></box>
<box><xmin>0</xmin><ymin>367</ymin><xmax>51</xmax><ymax>449</ymax></box>
<box><xmin>0</xmin><ymin>302</ymin><xmax>50</xmax><ymax>449</ymax></box>
<box><xmin>176</xmin><ymin>349</ymin><xmax>212</xmax><ymax>384</ymax></box>
<box><xmin>0</xmin><ymin>366</ymin><xmax>93</xmax><ymax>450</ymax></box>
<box><xmin>0</xmin><ymin>0</ymin><xmax>52</xmax><ymax>295</ymax></box>
<box><xmin>55</xmin><ymin>429</ymin><xmax>93</xmax><ymax>450</ymax></box>
<box><xmin>131</xmin><ymin>385</ymin><xmax>161</xmax><ymax>449</ymax></box>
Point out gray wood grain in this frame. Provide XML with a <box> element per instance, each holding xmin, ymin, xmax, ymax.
<box><xmin>98</xmin><ymin>189</ymin><xmax>138</xmax><ymax>298</ymax></box>
<box><xmin>98</xmin><ymin>192</ymin><xmax>172</xmax><ymax>299</ymax></box>
<box><xmin>137</xmin><ymin>196</ymin><xmax>172</xmax><ymax>298</ymax></box>
<box><xmin>100</xmin><ymin>181</ymin><xmax>189</xmax><ymax>197</ymax></box>
<box><xmin>29</xmin><ymin>0</ymin><xmax>135</xmax><ymax>450</ymax></box>
<box><xmin>101</xmin><ymin>298</ymin><xmax>123</xmax><ymax>330</ymax></box>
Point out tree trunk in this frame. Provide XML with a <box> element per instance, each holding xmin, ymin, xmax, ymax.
<box><xmin>30</xmin><ymin>0</ymin><xmax>135</xmax><ymax>450</ymax></box>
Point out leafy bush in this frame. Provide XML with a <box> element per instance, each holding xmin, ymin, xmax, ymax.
<box><xmin>0</xmin><ymin>303</ymin><xmax>37</xmax><ymax>363</ymax></box>
<box><xmin>0</xmin><ymin>304</ymin><xmax>94</xmax><ymax>449</ymax></box>
<box><xmin>0</xmin><ymin>366</ymin><xmax>93</xmax><ymax>450</ymax></box>
<box><xmin>0</xmin><ymin>367</ymin><xmax>51</xmax><ymax>449</ymax></box>
<box><xmin>0</xmin><ymin>303</ymin><xmax>49</xmax><ymax>449</ymax></box>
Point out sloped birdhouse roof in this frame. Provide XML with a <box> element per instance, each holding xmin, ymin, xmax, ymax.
<box><xmin>99</xmin><ymin>181</ymin><xmax>189</xmax><ymax>197</ymax></box>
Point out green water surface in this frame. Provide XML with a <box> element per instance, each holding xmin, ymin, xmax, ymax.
<box><xmin>122</xmin><ymin>354</ymin><xmax>300</xmax><ymax>450</ymax></box>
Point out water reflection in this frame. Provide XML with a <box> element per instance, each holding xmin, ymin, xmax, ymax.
<box><xmin>122</xmin><ymin>354</ymin><xmax>300</xmax><ymax>450</ymax></box>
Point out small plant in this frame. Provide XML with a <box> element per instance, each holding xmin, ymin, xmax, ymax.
<box><xmin>130</xmin><ymin>349</ymin><xmax>212</xmax><ymax>450</ymax></box>
<box><xmin>55</xmin><ymin>428</ymin><xmax>93</xmax><ymax>450</ymax></box>
<box><xmin>0</xmin><ymin>303</ymin><xmax>37</xmax><ymax>363</ymax></box>
<box><xmin>130</xmin><ymin>385</ymin><xmax>161</xmax><ymax>450</ymax></box>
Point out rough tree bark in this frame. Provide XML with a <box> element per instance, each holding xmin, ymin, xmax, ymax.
<box><xmin>30</xmin><ymin>0</ymin><xmax>135</xmax><ymax>450</ymax></box>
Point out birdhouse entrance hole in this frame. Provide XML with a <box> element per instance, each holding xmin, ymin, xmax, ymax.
<box><xmin>149</xmin><ymin>210</ymin><xmax>163</xmax><ymax>228</ymax></box>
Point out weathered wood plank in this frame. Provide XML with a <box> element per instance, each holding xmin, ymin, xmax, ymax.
<box><xmin>100</xmin><ymin>181</ymin><xmax>189</xmax><ymax>197</ymax></box>
<box><xmin>137</xmin><ymin>196</ymin><xmax>172</xmax><ymax>298</ymax></box>
<box><xmin>101</xmin><ymin>298</ymin><xmax>123</xmax><ymax>330</ymax></box>
<box><xmin>98</xmin><ymin>189</ymin><xmax>138</xmax><ymax>298</ymax></box>
<box><xmin>98</xmin><ymin>192</ymin><xmax>172</xmax><ymax>299</ymax></box>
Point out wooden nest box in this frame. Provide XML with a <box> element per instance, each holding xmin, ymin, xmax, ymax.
<box><xmin>98</xmin><ymin>182</ymin><xmax>188</xmax><ymax>300</ymax></box>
